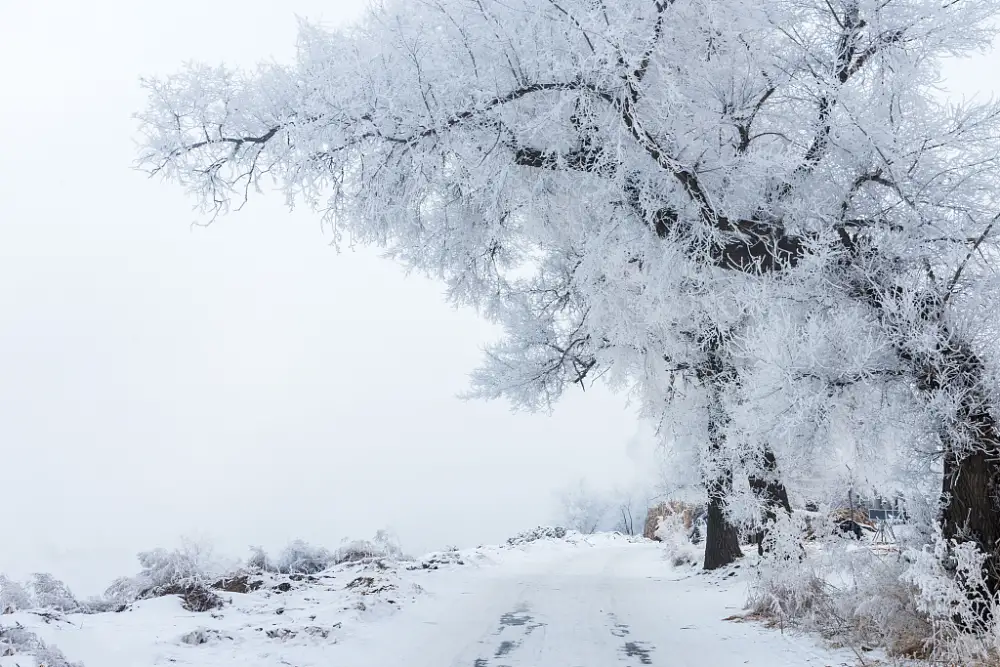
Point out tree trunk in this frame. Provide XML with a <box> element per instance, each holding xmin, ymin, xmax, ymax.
<box><xmin>702</xmin><ymin>354</ymin><xmax>744</xmax><ymax>571</ymax></box>
<box><xmin>846</xmin><ymin>270</ymin><xmax>1000</xmax><ymax>619</ymax></box>
<box><xmin>938</xmin><ymin>369</ymin><xmax>1000</xmax><ymax>624</ymax></box>
<box><xmin>749</xmin><ymin>448</ymin><xmax>793</xmax><ymax>556</ymax></box>
<box><xmin>704</xmin><ymin>472</ymin><xmax>744</xmax><ymax>570</ymax></box>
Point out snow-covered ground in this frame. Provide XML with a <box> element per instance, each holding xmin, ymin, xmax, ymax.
<box><xmin>2</xmin><ymin>532</ymin><xmax>863</xmax><ymax>666</ymax></box>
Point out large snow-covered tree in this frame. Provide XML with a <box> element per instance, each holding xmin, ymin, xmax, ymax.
<box><xmin>138</xmin><ymin>0</ymin><xmax>1000</xmax><ymax>591</ymax></box>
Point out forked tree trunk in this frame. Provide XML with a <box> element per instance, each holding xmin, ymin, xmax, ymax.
<box><xmin>704</xmin><ymin>472</ymin><xmax>744</xmax><ymax>570</ymax></box>
<box><xmin>749</xmin><ymin>448</ymin><xmax>793</xmax><ymax>556</ymax></box>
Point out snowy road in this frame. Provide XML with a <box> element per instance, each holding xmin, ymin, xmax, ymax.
<box><xmin>344</xmin><ymin>541</ymin><xmax>856</xmax><ymax>667</ymax></box>
<box><xmin>5</xmin><ymin>536</ymin><xmax>862</xmax><ymax>667</ymax></box>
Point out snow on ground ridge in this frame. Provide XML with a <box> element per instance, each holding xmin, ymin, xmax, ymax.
<box><xmin>0</xmin><ymin>531</ymin><xmax>864</xmax><ymax>667</ymax></box>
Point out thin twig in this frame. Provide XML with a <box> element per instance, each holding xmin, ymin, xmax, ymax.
<box><xmin>942</xmin><ymin>212</ymin><xmax>1000</xmax><ymax>307</ymax></box>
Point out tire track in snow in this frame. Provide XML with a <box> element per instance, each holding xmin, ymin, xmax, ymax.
<box><xmin>470</xmin><ymin>604</ymin><xmax>546</xmax><ymax>666</ymax></box>
<box><xmin>608</xmin><ymin>612</ymin><xmax>654</xmax><ymax>665</ymax></box>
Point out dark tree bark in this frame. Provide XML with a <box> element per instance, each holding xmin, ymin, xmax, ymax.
<box><xmin>704</xmin><ymin>472</ymin><xmax>744</xmax><ymax>570</ymax></box>
<box><xmin>932</xmin><ymin>344</ymin><xmax>1000</xmax><ymax>623</ymax></box>
<box><xmin>702</xmin><ymin>340</ymin><xmax>744</xmax><ymax>571</ymax></box>
<box><xmin>749</xmin><ymin>448</ymin><xmax>793</xmax><ymax>556</ymax></box>
<box><xmin>942</xmin><ymin>448</ymin><xmax>1000</xmax><ymax>625</ymax></box>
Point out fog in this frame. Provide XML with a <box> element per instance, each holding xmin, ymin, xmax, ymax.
<box><xmin>0</xmin><ymin>0</ymin><xmax>651</xmax><ymax>595</ymax></box>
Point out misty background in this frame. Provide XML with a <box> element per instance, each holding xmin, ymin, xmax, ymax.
<box><xmin>0</xmin><ymin>1</ymin><xmax>992</xmax><ymax>595</ymax></box>
<box><xmin>0</xmin><ymin>0</ymin><xmax>659</xmax><ymax>596</ymax></box>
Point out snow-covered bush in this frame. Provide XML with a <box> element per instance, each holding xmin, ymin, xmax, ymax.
<box><xmin>102</xmin><ymin>576</ymin><xmax>147</xmax><ymax>606</ymax></box>
<box><xmin>333</xmin><ymin>541</ymin><xmax>381</xmax><ymax>565</ymax></box>
<box><xmin>335</xmin><ymin>531</ymin><xmax>408</xmax><ymax>565</ymax></box>
<box><xmin>179</xmin><ymin>627</ymin><xmax>232</xmax><ymax>646</ymax></box>
<box><xmin>654</xmin><ymin>514</ymin><xmax>701</xmax><ymax>568</ymax></box>
<box><xmin>0</xmin><ymin>574</ymin><xmax>33</xmax><ymax>613</ymax></box>
<box><xmin>506</xmin><ymin>526</ymin><xmax>568</xmax><ymax>546</ymax></box>
<box><xmin>749</xmin><ymin>513</ymin><xmax>829</xmax><ymax>622</ymax></box>
<box><xmin>0</xmin><ymin>625</ymin><xmax>83</xmax><ymax>667</ymax></box>
<box><xmin>29</xmin><ymin>573</ymin><xmax>79</xmax><ymax>612</ymax></box>
<box><xmin>247</xmin><ymin>533</ymin><xmax>408</xmax><ymax>576</ymax></box>
<box><xmin>136</xmin><ymin>539</ymin><xmax>217</xmax><ymax>590</ymax></box>
<box><xmin>371</xmin><ymin>529</ymin><xmax>406</xmax><ymax>560</ymax></box>
<box><xmin>274</xmin><ymin>540</ymin><xmax>335</xmax><ymax>574</ymax></box>
<box><xmin>749</xmin><ymin>512</ymin><xmax>933</xmax><ymax>659</ymax></box>
<box><xmin>92</xmin><ymin>539</ymin><xmax>228</xmax><ymax>612</ymax></box>
<box><xmin>78</xmin><ymin>595</ymin><xmax>127</xmax><ymax>614</ymax></box>
<box><xmin>246</xmin><ymin>545</ymin><xmax>275</xmax><ymax>573</ymax></box>
<box><xmin>901</xmin><ymin>527</ymin><xmax>1000</xmax><ymax>664</ymax></box>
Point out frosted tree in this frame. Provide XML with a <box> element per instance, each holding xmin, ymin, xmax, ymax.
<box><xmin>138</xmin><ymin>0</ymin><xmax>1000</xmax><ymax>593</ymax></box>
<box><xmin>29</xmin><ymin>573</ymin><xmax>79</xmax><ymax>612</ymax></box>
<box><xmin>0</xmin><ymin>574</ymin><xmax>33</xmax><ymax>613</ymax></box>
<box><xmin>558</xmin><ymin>479</ymin><xmax>616</xmax><ymax>534</ymax></box>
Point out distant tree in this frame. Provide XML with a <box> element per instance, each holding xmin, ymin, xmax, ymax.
<box><xmin>558</xmin><ymin>480</ymin><xmax>615</xmax><ymax>534</ymax></box>
<box><xmin>246</xmin><ymin>545</ymin><xmax>275</xmax><ymax>573</ymax></box>
<box><xmin>29</xmin><ymin>573</ymin><xmax>79</xmax><ymax>612</ymax></box>
<box><xmin>0</xmin><ymin>574</ymin><xmax>33</xmax><ymax>613</ymax></box>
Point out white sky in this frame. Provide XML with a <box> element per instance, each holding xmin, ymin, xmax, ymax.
<box><xmin>0</xmin><ymin>0</ymin><xmax>653</xmax><ymax>595</ymax></box>
<box><xmin>0</xmin><ymin>1</ymin><xmax>995</xmax><ymax>596</ymax></box>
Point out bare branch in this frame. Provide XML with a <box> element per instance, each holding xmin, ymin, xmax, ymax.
<box><xmin>943</xmin><ymin>212</ymin><xmax>1000</xmax><ymax>307</ymax></box>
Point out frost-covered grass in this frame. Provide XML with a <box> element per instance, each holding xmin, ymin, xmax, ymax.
<box><xmin>0</xmin><ymin>531</ymin><xmax>420</xmax><ymax>666</ymax></box>
<box><xmin>747</xmin><ymin>513</ymin><xmax>1000</xmax><ymax>666</ymax></box>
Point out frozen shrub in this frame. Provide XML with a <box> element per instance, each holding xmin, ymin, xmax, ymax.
<box><xmin>78</xmin><ymin>596</ymin><xmax>127</xmax><ymax>614</ymax></box>
<box><xmin>132</xmin><ymin>537</ymin><xmax>238</xmax><ymax>594</ymax></box>
<box><xmin>30</xmin><ymin>573</ymin><xmax>79</xmax><ymax>612</ymax></box>
<box><xmin>94</xmin><ymin>540</ymin><xmax>229</xmax><ymax>612</ymax></box>
<box><xmin>749</xmin><ymin>512</ymin><xmax>934</xmax><ymax>659</ymax></box>
<box><xmin>372</xmin><ymin>530</ymin><xmax>405</xmax><ymax>560</ymax></box>
<box><xmin>136</xmin><ymin>540</ymin><xmax>213</xmax><ymax>590</ymax></box>
<box><xmin>179</xmin><ymin>627</ymin><xmax>231</xmax><ymax>645</ymax></box>
<box><xmin>34</xmin><ymin>641</ymin><xmax>85</xmax><ymax>667</ymax></box>
<box><xmin>332</xmin><ymin>531</ymin><xmax>409</xmax><ymax>565</ymax></box>
<box><xmin>246</xmin><ymin>545</ymin><xmax>275</xmax><ymax>573</ymax></box>
<box><xmin>654</xmin><ymin>514</ymin><xmax>701</xmax><ymax>568</ymax></box>
<box><xmin>172</xmin><ymin>585</ymin><xmax>224</xmax><ymax>612</ymax></box>
<box><xmin>0</xmin><ymin>625</ymin><xmax>83</xmax><ymax>667</ymax></box>
<box><xmin>334</xmin><ymin>540</ymin><xmax>382</xmax><ymax>565</ymax></box>
<box><xmin>505</xmin><ymin>527</ymin><xmax>569</xmax><ymax>546</ymax></box>
<box><xmin>901</xmin><ymin>527</ymin><xmax>1000</xmax><ymax>664</ymax></box>
<box><xmin>748</xmin><ymin>512</ymin><xmax>829</xmax><ymax>622</ymax></box>
<box><xmin>849</xmin><ymin>559</ymin><xmax>931</xmax><ymax>659</ymax></box>
<box><xmin>102</xmin><ymin>576</ymin><xmax>149</xmax><ymax>606</ymax></box>
<box><xmin>275</xmin><ymin>540</ymin><xmax>335</xmax><ymax>574</ymax></box>
<box><xmin>0</xmin><ymin>574</ymin><xmax>33</xmax><ymax>613</ymax></box>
